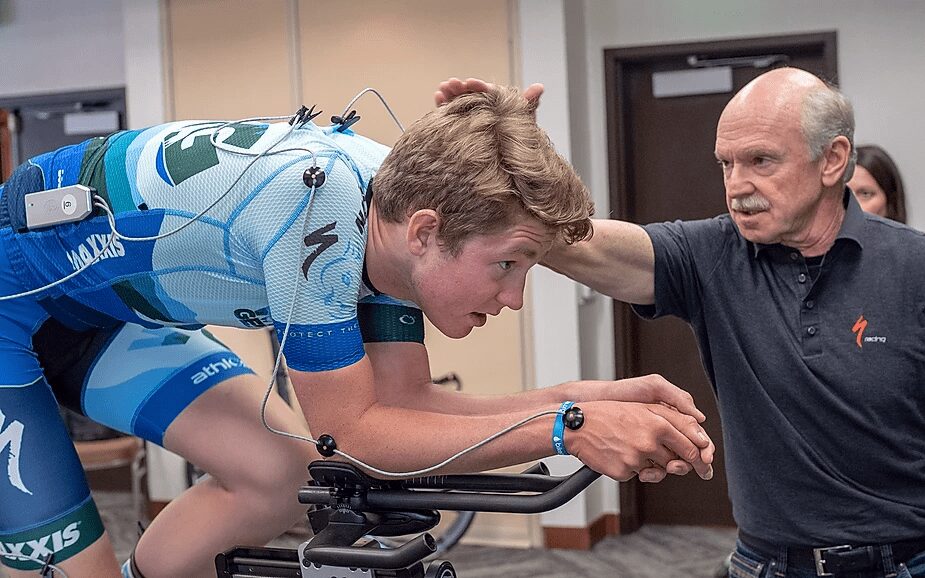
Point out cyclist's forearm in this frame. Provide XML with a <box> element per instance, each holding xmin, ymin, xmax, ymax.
<box><xmin>384</xmin><ymin>380</ymin><xmax>603</xmax><ymax>416</ymax></box>
<box><xmin>313</xmin><ymin>402</ymin><xmax>557</xmax><ymax>475</ymax></box>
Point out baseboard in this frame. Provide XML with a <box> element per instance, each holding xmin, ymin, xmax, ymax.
<box><xmin>542</xmin><ymin>513</ymin><xmax>620</xmax><ymax>550</ymax></box>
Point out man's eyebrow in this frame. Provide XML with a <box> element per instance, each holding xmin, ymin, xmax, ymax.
<box><xmin>513</xmin><ymin>247</ymin><xmax>538</xmax><ymax>259</ymax></box>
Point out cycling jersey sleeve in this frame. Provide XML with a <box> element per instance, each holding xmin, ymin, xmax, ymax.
<box><xmin>258</xmin><ymin>153</ymin><xmax>369</xmax><ymax>372</ymax></box>
<box><xmin>358</xmin><ymin>293</ymin><xmax>424</xmax><ymax>344</ymax></box>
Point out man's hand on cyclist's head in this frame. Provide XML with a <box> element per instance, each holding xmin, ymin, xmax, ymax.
<box><xmin>434</xmin><ymin>77</ymin><xmax>544</xmax><ymax>107</ymax></box>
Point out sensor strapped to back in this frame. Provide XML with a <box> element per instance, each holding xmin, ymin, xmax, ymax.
<box><xmin>24</xmin><ymin>185</ymin><xmax>95</xmax><ymax>230</ymax></box>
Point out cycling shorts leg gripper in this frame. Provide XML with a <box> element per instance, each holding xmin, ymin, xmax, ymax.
<box><xmin>0</xmin><ymin>379</ymin><xmax>105</xmax><ymax>571</ymax></box>
<box><xmin>81</xmin><ymin>324</ymin><xmax>255</xmax><ymax>446</ymax></box>
<box><xmin>0</xmin><ymin>498</ymin><xmax>105</xmax><ymax>571</ymax></box>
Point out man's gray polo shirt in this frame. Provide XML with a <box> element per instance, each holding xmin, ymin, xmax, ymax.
<box><xmin>634</xmin><ymin>192</ymin><xmax>925</xmax><ymax>545</ymax></box>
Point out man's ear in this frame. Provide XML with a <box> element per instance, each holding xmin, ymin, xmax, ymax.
<box><xmin>406</xmin><ymin>210</ymin><xmax>441</xmax><ymax>256</ymax></box>
<box><xmin>821</xmin><ymin>136</ymin><xmax>851</xmax><ymax>188</ymax></box>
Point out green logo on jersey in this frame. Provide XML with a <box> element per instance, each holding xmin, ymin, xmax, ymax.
<box><xmin>158</xmin><ymin>122</ymin><xmax>266</xmax><ymax>185</ymax></box>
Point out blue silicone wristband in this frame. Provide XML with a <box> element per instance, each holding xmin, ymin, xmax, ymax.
<box><xmin>553</xmin><ymin>401</ymin><xmax>576</xmax><ymax>455</ymax></box>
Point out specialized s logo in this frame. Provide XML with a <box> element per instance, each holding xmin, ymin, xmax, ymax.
<box><xmin>302</xmin><ymin>222</ymin><xmax>338</xmax><ymax>279</ymax></box>
<box><xmin>852</xmin><ymin>314</ymin><xmax>867</xmax><ymax>347</ymax></box>
<box><xmin>0</xmin><ymin>409</ymin><xmax>32</xmax><ymax>495</ymax></box>
<box><xmin>852</xmin><ymin>314</ymin><xmax>886</xmax><ymax>347</ymax></box>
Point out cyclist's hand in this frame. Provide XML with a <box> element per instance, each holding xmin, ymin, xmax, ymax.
<box><xmin>579</xmin><ymin>374</ymin><xmax>706</xmax><ymax>423</ymax></box>
<box><xmin>434</xmin><ymin>77</ymin><xmax>544</xmax><ymax>107</ymax></box>
<box><xmin>567</xmin><ymin>401</ymin><xmax>714</xmax><ymax>483</ymax></box>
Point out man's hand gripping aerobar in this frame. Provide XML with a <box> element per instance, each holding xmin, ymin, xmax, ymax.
<box><xmin>285</xmin><ymin>84</ymin><xmax>714</xmax><ymax>485</ymax></box>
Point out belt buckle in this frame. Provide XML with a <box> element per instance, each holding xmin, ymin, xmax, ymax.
<box><xmin>813</xmin><ymin>544</ymin><xmax>851</xmax><ymax>576</ymax></box>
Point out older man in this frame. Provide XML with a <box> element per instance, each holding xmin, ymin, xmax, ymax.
<box><xmin>559</xmin><ymin>68</ymin><xmax>925</xmax><ymax>577</ymax></box>
<box><xmin>439</xmin><ymin>67</ymin><xmax>925</xmax><ymax>576</ymax></box>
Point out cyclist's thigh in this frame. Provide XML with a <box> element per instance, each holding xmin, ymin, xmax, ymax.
<box><xmin>1</xmin><ymin>226</ymin><xmax>109</xmax><ymax>572</ymax></box>
<box><xmin>44</xmin><ymin>321</ymin><xmax>255</xmax><ymax>447</ymax></box>
<box><xmin>0</xmin><ymin>373</ymin><xmax>106</xmax><ymax>572</ymax></box>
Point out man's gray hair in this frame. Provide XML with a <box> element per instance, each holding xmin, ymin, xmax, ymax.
<box><xmin>801</xmin><ymin>85</ymin><xmax>856</xmax><ymax>183</ymax></box>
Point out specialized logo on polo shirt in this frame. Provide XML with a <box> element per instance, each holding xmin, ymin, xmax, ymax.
<box><xmin>852</xmin><ymin>314</ymin><xmax>886</xmax><ymax>348</ymax></box>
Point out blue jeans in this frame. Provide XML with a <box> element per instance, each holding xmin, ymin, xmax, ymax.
<box><xmin>731</xmin><ymin>540</ymin><xmax>925</xmax><ymax>578</ymax></box>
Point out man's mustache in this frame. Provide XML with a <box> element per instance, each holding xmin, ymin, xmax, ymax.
<box><xmin>730</xmin><ymin>195</ymin><xmax>771</xmax><ymax>213</ymax></box>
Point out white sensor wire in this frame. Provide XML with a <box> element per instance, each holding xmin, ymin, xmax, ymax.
<box><xmin>340</xmin><ymin>88</ymin><xmax>405</xmax><ymax>133</ymax></box>
<box><xmin>3</xmin><ymin>553</ymin><xmax>69</xmax><ymax>578</ymax></box>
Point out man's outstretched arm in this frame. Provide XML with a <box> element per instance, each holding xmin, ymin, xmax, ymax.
<box><xmin>544</xmin><ymin>218</ymin><xmax>657</xmax><ymax>305</ymax></box>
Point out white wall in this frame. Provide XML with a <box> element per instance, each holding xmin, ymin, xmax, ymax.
<box><xmin>518</xmin><ymin>0</ymin><xmax>620</xmax><ymax>527</ymax></box>
<box><xmin>0</xmin><ymin>0</ymin><xmax>125</xmax><ymax>98</ymax></box>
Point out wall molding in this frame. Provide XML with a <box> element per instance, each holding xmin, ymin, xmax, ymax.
<box><xmin>542</xmin><ymin>513</ymin><xmax>620</xmax><ymax>550</ymax></box>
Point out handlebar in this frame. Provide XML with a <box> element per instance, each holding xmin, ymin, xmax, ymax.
<box><xmin>298</xmin><ymin>460</ymin><xmax>601</xmax><ymax>514</ymax></box>
<box><xmin>218</xmin><ymin>461</ymin><xmax>602</xmax><ymax>576</ymax></box>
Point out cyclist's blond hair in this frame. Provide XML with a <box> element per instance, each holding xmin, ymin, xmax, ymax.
<box><xmin>374</xmin><ymin>87</ymin><xmax>593</xmax><ymax>254</ymax></box>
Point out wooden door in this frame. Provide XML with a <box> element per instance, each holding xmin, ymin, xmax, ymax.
<box><xmin>606</xmin><ymin>32</ymin><xmax>838</xmax><ymax>529</ymax></box>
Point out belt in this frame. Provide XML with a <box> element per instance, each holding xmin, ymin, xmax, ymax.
<box><xmin>740</xmin><ymin>531</ymin><xmax>925</xmax><ymax>577</ymax></box>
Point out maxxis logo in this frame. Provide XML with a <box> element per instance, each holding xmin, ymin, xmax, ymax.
<box><xmin>0</xmin><ymin>493</ymin><xmax>104</xmax><ymax>571</ymax></box>
<box><xmin>0</xmin><ymin>522</ymin><xmax>79</xmax><ymax>563</ymax></box>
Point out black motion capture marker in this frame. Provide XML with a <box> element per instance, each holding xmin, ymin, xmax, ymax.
<box><xmin>303</xmin><ymin>166</ymin><xmax>326</xmax><ymax>188</ymax></box>
<box><xmin>563</xmin><ymin>406</ymin><xmax>584</xmax><ymax>431</ymax></box>
<box><xmin>316</xmin><ymin>434</ymin><xmax>337</xmax><ymax>457</ymax></box>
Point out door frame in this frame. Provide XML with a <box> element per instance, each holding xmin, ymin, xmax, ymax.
<box><xmin>1</xmin><ymin>109</ymin><xmax>11</xmax><ymax>181</ymax></box>
<box><xmin>0</xmin><ymin>87</ymin><xmax>126</xmax><ymax>167</ymax></box>
<box><xmin>604</xmin><ymin>31</ymin><xmax>837</xmax><ymax>532</ymax></box>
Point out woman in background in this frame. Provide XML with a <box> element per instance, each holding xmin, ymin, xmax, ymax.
<box><xmin>849</xmin><ymin>144</ymin><xmax>907</xmax><ymax>223</ymax></box>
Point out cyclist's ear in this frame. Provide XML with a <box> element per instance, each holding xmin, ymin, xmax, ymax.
<box><xmin>406</xmin><ymin>209</ymin><xmax>441</xmax><ymax>256</ymax></box>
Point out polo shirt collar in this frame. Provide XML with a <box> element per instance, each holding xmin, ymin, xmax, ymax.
<box><xmin>750</xmin><ymin>187</ymin><xmax>865</xmax><ymax>258</ymax></box>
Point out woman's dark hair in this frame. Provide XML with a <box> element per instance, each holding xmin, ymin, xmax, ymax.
<box><xmin>855</xmin><ymin>145</ymin><xmax>907</xmax><ymax>223</ymax></box>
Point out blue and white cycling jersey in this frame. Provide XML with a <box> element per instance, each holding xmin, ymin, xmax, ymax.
<box><xmin>0</xmin><ymin>118</ymin><xmax>428</xmax><ymax>570</ymax></box>
<box><xmin>0</xmin><ymin>119</ymin><xmax>420</xmax><ymax>373</ymax></box>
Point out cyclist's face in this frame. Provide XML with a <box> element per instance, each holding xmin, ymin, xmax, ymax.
<box><xmin>412</xmin><ymin>217</ymin><xmax>555</xmax><ymax>339</ymax></box>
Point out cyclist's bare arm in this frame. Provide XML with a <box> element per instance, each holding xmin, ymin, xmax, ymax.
<box><xmin>289</xmin><ymin>342</ymin><xmax>714</xmax><ymax>480</ymax></box>
<box><xmin>364</xmin><ymin>341</ymin><xmax>705</xmax><ymax>423</ymax></box>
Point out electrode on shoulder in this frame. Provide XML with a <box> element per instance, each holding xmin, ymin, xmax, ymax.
<box><xmin>24</xmin><ymin>185</ymin><xmax>95</xmax><ymax>230</ymax></box>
